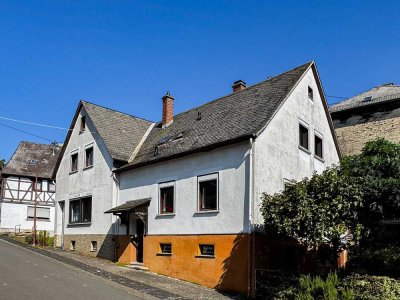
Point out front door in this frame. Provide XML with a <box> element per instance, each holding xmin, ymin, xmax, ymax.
<box><xmin>136</xmin><ymin>219</ymin><xmax>144</xmax><ymax>263</ymax></box>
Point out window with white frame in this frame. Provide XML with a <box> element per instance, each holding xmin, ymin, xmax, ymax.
<box><xmin>315</xmin><ymin>134</ymin><xmax>323</xmax><ymax>159</ymax></box>
<box><xmin>69</xmin><ymin>197</ymin><xmax>92</xmax><ymax>223</ymax></box>
<box><xmin>70</xmin><ymin>152</ymin><xmax>78</xmax><ymax>173</ymax></box>
<box><xmin>85</xmin><ymin>146</ymin><xmax>94</xmax><ymax>168</ymax></box>
<box><xmin>48</xmin><ymin>181</ymin><xmax>56</xmax><ymax>192</ymax></box>
<box><xmin>198</xmin><ymin>173</ymin><xmax>218</xmax><ymax>211</ymax></box>
<box><xmin>299</xmin><ymin>123</ymin><xmax>309</xmax><ymax>150</ymax></box>
<box><xmin>308</xmin><ymin>86</ymin><xmax>314</xmax><ymax>100</ymax></box>
<box><xmin>159</xmin><ymin>182</ymin><xmax>175</xmax><ymax>214</ymax></box>
<box><xmin>27</xmin><ymin>206</ymin><xmax>50</xmax><ymax>221</ymax></box>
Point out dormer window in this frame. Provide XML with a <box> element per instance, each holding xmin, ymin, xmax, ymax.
<box><xmin>308</xmin><ymin>86</ymin><xmax>313</xmax><ymax>100</ymax></box>
<box><xmin>80</xmin><ymin>116</ymin><xmax>86</xmax><ymax>134</ymax></box>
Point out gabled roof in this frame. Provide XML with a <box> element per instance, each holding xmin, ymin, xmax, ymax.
<box><xmin>2</xmin><ymin>141</ymin><xmax>61</xmax><ymax>179</ymax></box>
<box><xmin>117</xmin><ymin>61</ymin><xmax>338</xmax><ymax>172</ymax></box>
<box><xmin>330</xmin><ymin>83</ymin><xmax>400</xmax><ymax>113</ymax></box>
<box><xmin>54</xmin><ymin>101</ymin><xmax>153</xmax><ymax>176</ymax></box>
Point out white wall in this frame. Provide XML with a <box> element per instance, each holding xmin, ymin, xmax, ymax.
<box><xmin>252</xmin><ymin>68</ymin><xmax>340</xmax><ymax>224</ymax></box>
<box><xmin>55</xmin><ymin>107</ymin><xmax>116</xmax><ymax>240</ymax></box>
<box><xmin>0</xmin><ymin>202</ymin><xmax>55</xmax><ymax>233</ymax></box>
<box><xmin>118</xmin><ymin>142</ymin><xmax>250</xmax><ymax>235</ymax></box>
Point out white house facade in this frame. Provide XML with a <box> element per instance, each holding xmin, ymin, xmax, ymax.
<box><xmin>109</xmin><ymin>62</ymin><xmax>340</xmax><ymax>295</ymax></box>
<box><xmin>0</xmin><ymin>142</ymin><xmax>60</xmax><ymax>234</ymax></box>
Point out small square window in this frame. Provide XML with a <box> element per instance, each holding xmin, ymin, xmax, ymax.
<box><xmin>85</xmin><ymin>147</ymin><xmax>94</xmax><ymax>168</ymax></box>
<box><xmin>48</xmin><ymin>182</ymin><xmax>56</xmax><ymax>192</ymax></box>
<box><xmin>199</xmin><ymin>244</ymin><xmax>215</xmax><ymax>257</ymax></box>
<box><xmin>299</xmin><ymin>124</ymin><xmax>309</xmax><ymax>150</ymax></box>
<box><xmin>198</xmin><ymin>174</ymin><xmax>218</xmax><ymax>211</ymax></box>
<box><xmin>315</xmin><ymin>135</ymin><xmax>323</xmax><ymax>159</ymax></box>
<box><xmin>308</xmin><ymin>86</ymin><xmax>313</xmax><ymax>100</ymax></box>
<box><xmin>80</xmin><ymin>116</ymin><xmax>86</xmax><ymax>133</ymax></box>
<box><xmin>91</xmin><ymin>241</ymin><xmax>97</xmax><ymax>252</ymax></box>
<box><xmin>35</xmin><ymin>180</ymin><xmax>42</xmax><ymax>191</ymax></box>
<box><xmin>71</xmin><ymin>240</ymin><xmax>76</xmax><ymax>250</ymax></box>
<box><xmin>160</xmin><ymin>243</ymin><xmax>172</xmax><ymax>254</ymax></box>
<box><xmin>159</xmin><ymin>184</ymin><xmax>174</xmax><ymax>214</ymax></box>
<box><xmin>71</xmin><ymin>153</ymin><xmax>78</xmax><ymax>173</ymax></box>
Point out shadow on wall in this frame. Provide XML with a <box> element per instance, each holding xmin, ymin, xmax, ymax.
<box><xmin>215</xmin><ymin>233</ymin><xmax>250</xmax><ymax>295</ymax></box>
<box><xmin>96</xmin><ymin>226</ymin><xmax>116</xmax><ymax>261</ymax></box>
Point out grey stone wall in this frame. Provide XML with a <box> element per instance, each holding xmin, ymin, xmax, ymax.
<box><xmin>63</xmin><ymin>234</ymin><xmax>115</xmax><ymax>261</ymax></box>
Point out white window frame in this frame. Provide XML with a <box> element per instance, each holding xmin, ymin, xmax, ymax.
<box><xmin>314</xmin><ymin>130</ymin><xmax>324</xmax><ymax>160</ymax></box>
<box><xmin>70</xmin><ymin>149</ymin><xmax>79</xmax><ymax>173</ymax></box>
<box><xmin>27</xmin><ymin>206</ymin><xmax>50</xmax><ymax>221</ymax></box>
<box><xmin>298</xmin><ymin>120</ymin><xmax>310</xmax><ymax>153</ymax></box>
<box><xmin>197</xmin><ymin>173</ymin><xmax>219</xmax><ymax>212</ymax></box>
<box><xmin>84</xmin><ymin>143</ymin><xmax>94</xmax><ymax>169</ymax></box>
<box><xmin>158</xmin><ymin>181</ymin><xmax>175</xmax><ymax>215</ymax></box>
<box><xmin>308</xmin><ymin>85</ymin><xmax>314</xmax><ymax>100</ymax></box>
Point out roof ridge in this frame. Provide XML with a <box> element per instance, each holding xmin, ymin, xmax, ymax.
<box><xmin>81</xmin><ymin>100</ymin><xmax>154</xmax><ymax>123</ymax></box>
<box><xmin>155</xmin><ymin>61</ymin><xmax>314</xmax><ymax>124</ymax></box>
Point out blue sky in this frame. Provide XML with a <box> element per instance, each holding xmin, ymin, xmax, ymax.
<box><xmin>0</xmin><ymin>1</ymin><xmax>399</xmax><ymax>161</ymax></box>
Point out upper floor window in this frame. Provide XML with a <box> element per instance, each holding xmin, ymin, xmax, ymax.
<box><xmin>69</xmin><ymin>197</ymin><xmax>92</xmax><ymax>224</ymax></box>
<box><xmin>80</xmin><ymin>116</ymin><xmax>86</xmax><ymax>134</ymax></box>
<box><xmin>70</xmin><ymin>153</ymin><xmax>78</xmax><ymax>173</ymax></box>
<box><xmin>48</xmin><ymin>182</ymin><xmax>56</xmax><ymax>192</ymax></box>
<box><xmin>299</xmin><ymin>124</ymin><xmax>309</xmax><ymax>150</ymax></box>
<box><xmin>308</xmin><ymin>86</ymin><xmax>313</xmax><ymax>100</ymax></box>
<box><xmin>159</xmin><ymin>182</ymin><xmax>174</xmax><ymax>214</ymax></box>
<box><xmin>198</xmin><ymin>173</ymin><xmax>218</xmax><ymax>211</ymax></box>
<box><xmin>85</xmin><ymin>147</ymin><xmax>94</xmax><ymax>168</ymax></box>
<box><xmin>35</xmin><ymin>180</ymin><xmax>42</xmax><ymax>191</ymax></box>
<box><xmin>315</xmin><ymin>135</ymin><xmax>323</xmax><ymax>159</ymax></box>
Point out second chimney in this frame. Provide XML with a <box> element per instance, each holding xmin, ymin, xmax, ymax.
<box><xmin>232</xmin><ymin>80</ymin><xmax>246</xmax><ymax>92</ymax></box>
<box><xmin>162</xmin><ymin>91</ymin><xmax>174</xmax><ymax>127</ymax></box>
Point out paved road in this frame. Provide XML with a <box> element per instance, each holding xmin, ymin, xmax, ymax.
<box><xmin>0</xmin><ymin>239</ymin><xmax>142</xmax><ymax>300</ymax></box>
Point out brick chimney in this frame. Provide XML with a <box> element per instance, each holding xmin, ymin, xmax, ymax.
<box><xmin>162</xmin><ymin>91</ymin><xmax>174</xmax><ymax>127</ymax></box>
<box><xmin>232</xmin><ymin>80</ymin><xmax>246</xmax><ymax>92</ymax></box>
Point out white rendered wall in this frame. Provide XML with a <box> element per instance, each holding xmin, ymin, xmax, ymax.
<box><xmin>0</xmin><ymin>202</ymin><xmax>55</xmax><ymax>233</ymax></box>
<box><xmin>118</xmin><ymin>142</ymin><xmax>250</xmax><ymax>235</ymax></box>
<box><xmin>55</xmin><ymin>107</ymin><xmax>116</xmax><ymax>240</ymax></box>
<box><xmin>252</xmin><ymin>68</ymin><xmax>340</xmax><ymax>225</ymax></box>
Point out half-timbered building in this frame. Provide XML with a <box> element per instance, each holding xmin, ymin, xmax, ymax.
<box><xmin>0</xmin><ymin>141</ymin><xmax>61</xmax><ymax>234</ymax></box>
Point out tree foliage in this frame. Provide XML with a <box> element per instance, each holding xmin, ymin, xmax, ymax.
<box><xmin>261</xmin><ymin>167</ymin><xmax>363</xmax><ymax>252</ymax></box>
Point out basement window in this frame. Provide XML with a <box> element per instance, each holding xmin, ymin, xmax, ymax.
<box><xmin>160</xmin><ymin>243</ymin><xmax>172</xmax><ymax>254</ymax></box>
<box><xmin>197</xmin><ymin>244</ymin><xmax>215</xmax><ymax>258</ymax></box>
<box><xmin>91</xmin><ymin>241</ymin><xmax>97</xmax><ymax>252</ymax></box>
<box><xmin>198</xmin><ymin>173</ymin><xmax>219</xmax><ymax>211</ymax></box>
<box><xmin>299</xmin><ymin>124</ymin><xmax>309</xmax><ymax>150</ymax></box>
<box><xmin>70</xmin><ymin>240</ymin><xmax>76</xmax><ymax>250</ymax></box>
<box><xmin>315</xmin><ymin>135</ymin><xmax>323</xmax><ymax>159</ymax></box>
<box><xmin>308</xmin><ymin>86</ymin><xmax>314</xmax><ymax>100</ymax></box>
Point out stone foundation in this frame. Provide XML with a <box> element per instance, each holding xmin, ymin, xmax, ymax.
<box><xmin>63</xmin><ymin>234</ymin><xmax>115</xmax><ymax>261</ymax></box>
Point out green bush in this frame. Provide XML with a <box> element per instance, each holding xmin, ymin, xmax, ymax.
<box><xmin>295</xmin><ymin>272</ymin><xmax>354</xmax><ymax>300</ymax></box>
<box><xmin>36</xmin><ymin>230</ymin><xmax>53</xmax><ymax>247</ymax></box>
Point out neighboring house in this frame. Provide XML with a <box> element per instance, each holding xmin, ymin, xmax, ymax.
<box><xmin>330</xmin><ymin>83</ymin><xmax>400</xmax><ymax>156</ymax></box>
<box><xmin>0</xmin><ymin>141</ymin><xmax>60</xmax><ymax>234</ymax></box>
<box><xmin>107</xmin><ymin>61</ymin><xmax>340</xmax><ymax>295</ymax></box>
<box><xmin>53</xmin><ymin>101</ymin><xmax>153</xmax><ymax>260</ymax></box>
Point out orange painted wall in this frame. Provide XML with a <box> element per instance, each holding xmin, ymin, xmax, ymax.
<box><xmin>143</xmin><ymin>234</ymin><xmax>249</xmax><ymax>294</ymax></box>
<box><xmin>117</xmin><ymin>235</ymin><xmax>136</xmax><ymax>264</ymax></box>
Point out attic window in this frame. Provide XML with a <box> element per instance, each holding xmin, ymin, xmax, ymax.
<box><xmin>308</xmin><ymin>86</ymin><xmax>313</xmax><ymax>100</ymax></box>
<box><xmin>80</xmin><ymin>116</ymin><xmax>86</xmax><ymax>134</ymax></box>
<box><xmin>70</xmin><ymin>153</ymin><xmax>78</xmax><ymax>173</ymax></box>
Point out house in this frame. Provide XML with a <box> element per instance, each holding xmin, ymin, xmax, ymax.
<box><xmin>330</xmin><ymin>83</ymin><xmax>400</xmax><ymax>156</ymax></box>
<box><xmin>53</xmin><ymin>101</ymin><xmax>153</xmax><ymax>260</ymax></box>
<box><xmin>106</xmin><ymin>61</ymin><xmax>340</xmax><ymax>295</ymax></box>
<box><xmin>0</xmin><ymin>141</ymin><xmax>61</xmax><ymax>234</ymax></box>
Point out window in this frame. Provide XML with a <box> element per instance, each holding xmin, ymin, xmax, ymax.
<box><xmin>69</xmin><ymin>197</ymin><xmax>92</xmax><ymax>224</ymax></box>
<box><xmin>48</xmin><ymin>182</ymin><xmax>56</xmax><ymax>192</ymax></box>
<box><xmin>299</xmin><ymin>124</ymin><xmax>309</xmax><ymax>150</ymax></box>
<box><xmin>27</xmin><ymin>206</ymin><xmax>50</xmax><ymax>221</ymax></box>
<box><xmin>308</xmin><ymin>86</ymin><xmax>313</xmax><ymax>100</ymax></box>
<box><xmin>315</xmin><ymin>135</ymin><xmax>323</xmax><ymax>159</ymax></box>
<box><xmin>35</xmin><ymin>180</ymin><xmax>42</xmax><ymax>191</ymax></box>
<box><xmin>198</xmin><ymin>173</ymin><xmax>218</xmax><ymax>211</ymax></box>
<box><xmin>70</xmin><ymin>240</ymin><xmax>76</xmax><ymax>250</ymax></box>
<box><xmin>160</xmin><ymin>243</ymin><xmax>172</xmax><ymax>254</ymax></box>
<box><xmin>199</xmin><ymin>244</ymin><xmax>215</xmax><ymax>257</ymax></box>
<box><xmin>85</xmin><ymin>147</ymin><xmax>94</xmax><ymax>168</ymax></box>
<box><xmin>71</xmin><ymin>153</ymin><xmax>78</xmax><ymax>173</ymax></box>
<box><xmin>91</xmin><ymin>241</ymin><xmax>97</xmax><ymax>252</ymax></box>
<box><xmin>80</xmin><ymin>116</ymin><xmax>86</xmax><ymax>133</ymax></box>
<box><xmin>159</xmin><ymin>183</ymin><xmax>174</xmax><ymax>214</ymax></box>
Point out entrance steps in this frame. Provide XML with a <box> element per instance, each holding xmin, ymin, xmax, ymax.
<box><xmin>129</xmin><ymin>262</ymin><xmax>149</xmax><ymax>271</ymax></box>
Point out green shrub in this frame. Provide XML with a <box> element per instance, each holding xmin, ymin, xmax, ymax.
<box><xmin>36</xmin><ymin>230</ymin><xmax>53</xmax><ymax>247</ymax></box>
